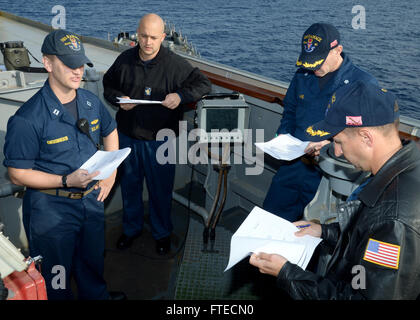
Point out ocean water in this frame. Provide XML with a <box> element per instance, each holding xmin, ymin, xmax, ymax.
<box><xmin>1</xmin><ymin>0</ymin><xmax>420</xmax><ymax>119</ymax></box>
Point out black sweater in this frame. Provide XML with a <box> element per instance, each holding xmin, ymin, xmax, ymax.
<box><xmin>103</xmin><ymin>45</ymin><xmax>211</xmax><ymax>140</ymax></box>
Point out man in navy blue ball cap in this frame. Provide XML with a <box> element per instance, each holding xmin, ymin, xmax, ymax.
<box><xmin>3</xmin><ymin>29</ymin><xmax>126</xmax><ymax>300</ymax></box>
<box><xmin>306</xmin><ymin>80</ymin><xmax>399</xmax><ymax>140</ymax></box>
<box><xmin>250</xmin><ymin>81</ymin><xmax>420</xmax><ymax>300</ymax></box>
<box><xmin>41</xmin><ymin>29</ymin><xmax>93</xmax><ymax>69</ymax></box>
<box><xmin>263</xmin><ymin>22</ymin><xmax>378</xmax><ymax>222</ymax></box>
<box><xmin>305</xmin><ymin>81</ymin><xmax>400</xmax><ymax>172</ymax></box>
<box><xmin>296</xmin><ymin>23</ymin><xmax>341</xmax><ymax>75</ymax></box>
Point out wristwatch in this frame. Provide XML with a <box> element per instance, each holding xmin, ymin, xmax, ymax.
<box><xmin>61</xmin><ymin>175</ymin><xmax>68</xmax><ymax>188</ymax></box>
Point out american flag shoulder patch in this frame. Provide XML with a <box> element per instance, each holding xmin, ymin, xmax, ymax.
<box><xmin>363</xmin><ymin>238</ymin><xmax>401</xmax><ymax>269</ymax></box>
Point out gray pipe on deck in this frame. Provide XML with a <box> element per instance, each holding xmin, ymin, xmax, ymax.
<box><xmin>172</xmin><ymin>191</ymin><xmax>208</xmax><ymax>223</ymax></box>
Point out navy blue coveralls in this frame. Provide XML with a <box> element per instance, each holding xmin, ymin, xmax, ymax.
<box><xmin>3</xmin><ymin>80</ymin><xmax>116</xmax><ymax>300</ymax></box>
<box><xmin>118</xmin><ymin>132</ymin><xmax>176</xmax><ymax>240</ymax></box>
<box><xmin>263</xmin><ymin>53</ymin><xmax>377</xmax><ymax>222</ymax></box>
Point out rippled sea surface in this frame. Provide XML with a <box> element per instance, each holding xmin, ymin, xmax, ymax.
<box><xmin>1</xmin><ymin>0</ymin><xmax>419</xmax><ymax>119</ymax></box>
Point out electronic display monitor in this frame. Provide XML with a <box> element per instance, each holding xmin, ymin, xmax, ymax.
<box><xmin>196</xmin><ymin>94</ymin><xmax>249</xmax><ymax>143</ymax></box>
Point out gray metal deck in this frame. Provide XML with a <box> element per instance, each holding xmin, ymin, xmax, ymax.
<box><xmin>171</xmin><ymin>183</ymin><xmax>288</xmax><ymax>300</ymax></box>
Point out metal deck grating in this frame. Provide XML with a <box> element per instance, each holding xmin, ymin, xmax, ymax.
<box><xmin>174</xmin><ymin>215</ymin><xmax>258</xmax><ymax>300</ymax></box>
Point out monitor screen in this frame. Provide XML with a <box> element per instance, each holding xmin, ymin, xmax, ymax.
<box><xmin>206</xmin><ymin>108</ymin><xmax>239</xmax><ymax>132</ymax></box>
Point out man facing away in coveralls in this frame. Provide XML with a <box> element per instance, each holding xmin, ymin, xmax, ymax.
<box><xmin>263</xmin><ymin>22</ymin><xmax>377</xmax><ymax>222</ymax></box>
<box><xmin>103</xmin><ymin>13</ymin><xmax>211</xmax><ymax>254</ymax></box>
<box><xmin>3</xmin><ymin>30</ymin><xmax>125</xmax><ymax>300</ymax></box>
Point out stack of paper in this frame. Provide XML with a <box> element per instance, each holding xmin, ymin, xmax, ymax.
<box><xmin>255</xmin><ymin>133</ymin><xmax>310</xmax><ymax>161</ymax></box>
<box><xmin>224</xmin><ymin>206</ymin><xmax>322</xmax><ymax>271</ymax></box>
<box><xmin>80</xmin><ymin>147</ymin><xmax>131</xmax><ymax>180</ymax></box>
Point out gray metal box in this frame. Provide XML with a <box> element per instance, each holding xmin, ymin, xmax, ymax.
<box><xmin>196</xmin><ymin>93</ymin><xmax>250</xmax><ymax>143</ymax></box>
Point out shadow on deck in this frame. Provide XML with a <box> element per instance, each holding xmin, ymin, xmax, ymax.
<box><xmin>102</xmin><ymin>182</ymin><xmax>290</xmax><ymax>301</ymax></box>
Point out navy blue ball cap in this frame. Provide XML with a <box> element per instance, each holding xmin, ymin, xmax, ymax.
<box><xmin>305</xmin><ymin>81</ymin><xmax>399</xmax><ymax>142</ymax></box>
<box><xmin>41</xmin><ymin>29</ymin><xmax>93</xmax><ymax>69</ymax></box>
<box><xmin>296</xmin><ymin>23</ymin><xmax>340</xmax><ymax>71</ymax></box>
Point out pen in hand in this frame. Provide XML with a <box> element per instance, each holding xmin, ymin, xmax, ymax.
<box><xmin>297</xmin><ymin>224</ymin><xmax>311</xmax><ymax>229</ymax></box>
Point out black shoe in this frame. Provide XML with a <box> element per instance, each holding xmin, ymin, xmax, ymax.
<box><xmin>116</xmin><ymin>232</ymin><xmax>141</xmax><ymax>250</ymax></box>
<box><xmin>108</xmin><ymin>291</ymin><xmax>127</xmax><ymax>300</ymax></box>
<box><xmin>155</xmin><ymin>236</ymin><xmax>171</xmax><ymax>255</ymax></box>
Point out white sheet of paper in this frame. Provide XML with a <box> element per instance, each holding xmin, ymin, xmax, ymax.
<box><xmin>117</xmin><ymin>97</ymin><xmax>162</xmax><ymax>104</ymax></box>
<box><xmin>224</xmin><ymin>206</ymin><xmax>322</xmax><ymax>271</ymax></box>
<box><xmin>254</xmin><ymin>133</ymin><xmax>310</xmax><ymax>161</ymax></box>
<box><xmin>253</xmin><ymin>241</ymin><xmax>305</xmax><ymax>265</ymax></box>
<box><xmin>79</xmin><ymin>147</ymin><xmax>131</xmax><ymax>180</ymax></box>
